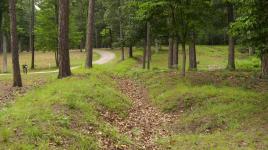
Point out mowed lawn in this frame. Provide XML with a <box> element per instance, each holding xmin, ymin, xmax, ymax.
<box><xmin>148</xmin><ymin>45</ymin><xmax>260</xmax><ymax>71</ymax></box>
<box><xmin>0</xmin><ymin>50</ymin><xmax>100</xmax><ymax>73</ymax></box>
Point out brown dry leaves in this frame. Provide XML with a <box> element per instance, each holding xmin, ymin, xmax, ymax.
<box><xmin>100</xmin><ymin>77</ymin><xmax>179</xmax><ymax>150</ymax></box>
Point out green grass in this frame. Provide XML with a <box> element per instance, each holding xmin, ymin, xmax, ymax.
<box><xmin>106</xmin><ymin>47</ymin><xmax>268</xmax><ymax>149</ymax></box>
<box><xmin>0</xmin><ymin>50</ymin><xmax>100</xmax><ymax>73</ymax></box>
<box><xmin>0</xmin><ymin>46</ymin><xmax>267</xmax><ymax>149</ymax></box>
<box><xmin>0</xmin><ymin>67</ymin><xmax>132</xmax><ymax>149</ymax></box>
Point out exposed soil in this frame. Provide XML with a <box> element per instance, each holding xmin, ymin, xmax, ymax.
<box><xmin>100</xmin><ymin>77</ymin><xmax>179</xmax><ymax>149</ymax></box>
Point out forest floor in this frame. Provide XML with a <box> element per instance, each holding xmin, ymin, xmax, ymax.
<box><xmin>0</xmin><ymin>46</ymin><xmax>267</xmax><ymax>149</ymax></box>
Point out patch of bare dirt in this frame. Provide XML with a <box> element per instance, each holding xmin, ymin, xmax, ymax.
<box><xmin>100</xmin><ymin>77</ymin><xmax>179</xmax><ymax>149</ymax></box>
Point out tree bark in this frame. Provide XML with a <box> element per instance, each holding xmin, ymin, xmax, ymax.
<box><xmin>128</xmin><ymin>45</ymin><xmax>133</xmax><ymax>58</ymax></box>
<box><xmin>30</xmin><ymin>0</ymin><xmax>35</xmax><ymax>69</ymax></box>
<box><xmin>173</xmin><ymin>37</ymin><xmax>178</xmax><ymax>69</ymax></box>
<box><xmin>0</xmin><ymin>14</ymin><xmax>3</xmax><ymax>54</ymax></box>
<box><xmin>6</xmin><ymin>33</ymin><xmax>11</xmax><ymax>53</ymax></box>
<box><xmin>143</xmin><ymin>32</ymin><xmax>147</xmax><ymax>69</ymax></box>
<box><xmin>261</xmin><ymin>53</ymin><xmax>268</xmax><ymax>79</ymax></box>
<box><xmin>168</xmin><ymin>36</ymin><xmax>174</xmax><ymax>69</ymax></box>
<box><xmin>227</xmin><ymin>2</ymin><xmax>235</xmax><ymax>70</ymax></box>
<box><xmin>146</xmin><ymin>22</ymin><xmax>151</xmax><ymax>69</ymax></box>
<box><xmin>55</xmin><ymin>0</ymin><xmax>59</xmax><ymax>67</ymax></box>
<box><xmin>58</xmin><ymin>0</ymin><xmax>71</xmax><ymax>78</ymax></box>
<box><xmin>119</xmin><ymin>0</ymin><xmax>124</xmax><ymax>61</ymax></box>
<box><xmin>2</xmin><ymin>34</ymin><xmax>7</xmax><ymax>73</ymax></box>
<box><xmin>181</xmin><ymin>42</ymin><xmax>186</xmax><ymax>77</ymax></box>
<box><xmin>9</xmin><ymin>0</ymin><xmax>22</xmax><ymax>87</ymax></box>
<box><xmin>119</xmin><ymin>22</ymin><xmax>124</xmax><ymax>61</ymax></box>
<box><xmin>85</xmin><ymin>0</ymin><xmax>95</xmax><ymax>68</ymax></box>
<box><xmin>189</xmin><ymin>32</ymin><xmax>197</xmax><ymax>70</ymax></box>
<box><xmin>249</xmin><ymin>47</ymin><xmax>255</xmax><ymax>56</ymax></box>
<box><xmin>109</xmin><ymin>28</ymin><xmax>113</xmax><ymax>49</ymax></box>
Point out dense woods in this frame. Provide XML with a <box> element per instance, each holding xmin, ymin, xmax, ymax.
<box><xmin>0</xmin><ymin>0</ymin><xmax>267</xmax><ymax>80</ymax></box>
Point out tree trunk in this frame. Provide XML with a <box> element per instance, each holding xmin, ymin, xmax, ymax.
<box><xmin>168</xmin><ymin>36</ymin><xmax>174</xmax><ymax>69</ymax></box>
<box><xmin>173</xmin><ymin>37</ymin><xmax>178</xmax><ymax>69</ymax></box>
<box><xmin>109</xmin><ymin>28</ymin><xmax>113</xmax><ymax>49</ymax></box>
<box><xmin>30</xmin><ymin>0</ymin><xmax>35</xmax><ymax>69</ymax></box>
<box><xmin>6</xmin><ymin>33</ymin><xmax>11</xmax><ymax>53</ymax></box>
<box><xmin>0</xmin><ymin>14</ymin><xmax>2</xmax><ymax>54</ymax></box>
<box><xmin>146</xmin><ymin>22</ymin><xmax>151</xmax><ymax>69</ymax></box>
<box><xmin>189</xmin><ymin>32</ymin><xmax>197</xmax><ymax>70</ymax></box>
<box><xmin>181</xmin><ymin>42</ymin><xmax>186</xmax><ymax>77</ymax></box>
<box><xmin>18</xmin><ymin>39</ymin><xmax>21</xmax><ymax>52</ymax></box>
<box><xmin>58</xmin><ymin>0</ymin><xmax>71</xmax><ymax>78</ymax></box>
<box><xmin>9</xmin><ymin>0</ymin><xmax>22</xmax><ymax>87</ymax></box>
<box><xmin>129</xmin><ymin>45</ymin><xmax>133</xmax><ymax>58</ymax></box>
<box><xmin>119</xmin><ymin>23</ymin><xmax>124</xmax><ymax>61</ymax></box>
<box><xmin>2</xmin><ymin>34</ymin><xmax>7</xmax><ymax>73</ymax></box>
<box><xmin>249</xmin><ymin>47</ymin><xmax>255</xmax><ymax>56</ymax></box>
<box><xmin>143</xmin><ymin>32</ymin><xmax>147</xmax><ymax>69</ymax></box>
<box><xmin>55</xmin><ymin>0</ymin><xmax>59</xmax><ymax>67</ymax></box>
<box><xmin>119</xmin><ymin>0</ymin><xmax>124</xmax><ymax>61</ymax></box>
<box><xmin>261</xmin><ymin>53</ymin><xmax>268</xmax><ymax>79</ymax></box>
<box><xmin>227</xmin><ymin>2</ymin><xmax>235</xmax><ymax>70</ymax></box>
<box><xmin>85</xmin><ymin>0</ymin><xmax>95</xmax><ymax>68</ymax></box>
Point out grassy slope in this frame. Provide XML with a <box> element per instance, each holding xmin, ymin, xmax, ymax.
<box><xmin>0</xmin><ymin>66</ymin><xmax>132</xmax><ymax>149</ymax></box>
<box><xmin>0</xmin><ymin>46</ymin><xmax>267</xmax><ymax>149</ymax></box>
<box><xmin>114</xmin><ymin>46</ymin><xmax>268</xmax><ymax>149</ymax></box>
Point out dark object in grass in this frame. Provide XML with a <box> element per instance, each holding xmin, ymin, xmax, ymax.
<box><xmin>22</xmin><ymin>64</ymin><xmax>28</xmax><ymax>74</ymax></box>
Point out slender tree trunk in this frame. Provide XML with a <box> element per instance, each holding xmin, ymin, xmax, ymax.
<box><xmin>29</xmin><ymin>1</ymin><xmax>36</xmax><ymax>69</ymax></box>
<box><xmin>168</xmin><ymin>36</ymin><xmax>174</xmax><ymax>69</ymax></box>
<box><xmin>129</xmin><ymin>45</ymin><xmax>133</xmax><ymax>58</ymax></box>
<box><xmin>119</xmin><ymin>0</ymin><xmax>124</xmax><ymax>61</ymax></box>
<box><xmin>18</xmin><ymin>39</ymin><xmax>22</xmax><ymax>52</ymax></box>
<box><xmin>143</xmin><ymin>32</ymin><xmax>147</xmax><ymax>69</ymax></box>
<box><xmin>85</xmin><ymin>0</ymin><xmax>95</xmax><ymax>68</ymax></box>
<box><xmin>261</xmin><ymin>53</ymin><xmax>268</xmax><ymax>79</ymax></box>
<box><xmin>109</xmin><ymin>28</ymin><xmax>113</xmax><ymax>49</ymax></box>
<box><xmin>249</xmin><ymin>47</ymin><xmax>254</xmax><ymax>56</ymax></box>
<box><xmin>146</xmin><ymin>22</ymin><xmax>151</xmax><ymax>69</ymax></box>
<box><xmin>95</xmin><ymin>28</ymin><xmax>98</xmax><ymax>48</ymax></box>
<box><xmin>58</xmin><ymin>0</ymin><xmax>71</xmax><ymax>78</ymax></box>
<box><xmin>2</xmin><ymin>35</ymin><xmax>7</xmax><ymax>73</ymax></box>
<box><xmin>55</xmin><ymin>0</ymin><xmax>59</xmax><ymax>67</ymax></box>
<box><xmin>9</xmin><ymin>0</ymin><xmax>22</xmax><ymax>87</ymax></box>
<box><xmin>173</xmin><ymin>37</ymin><xmax>178</xmax><ymax>69</ymax></box>
<box><xmin>0</xmin><ymin>14</ymin><xmax>3</xmax><ymax>54</ymax></box>
<box><xmin>189</xmin><ymin>32</ymin><xmax>197</xmax><ymax>70</ymax></box>
<box><xmin>6</xmin><ymin>33</ymin><xmax>11</xmax><ymax>53</ymax></box>
<box><xmin>181</xmin><ymin>42</ymin><xmax>186</xmax><ymax>77</ymax></box>
<box><xmin>119</xmin><ymin>23</ymin><xmax>124</xmax><ymax>61</ymax></box>
<box><xmin>79</xmin><ymin>37</ymin><xmax>84</xmax><ymax>52</ymax></box>
<box><xmin>227</xmin><ymin>2</ymin><xmax>235</xmax><ymax>70</ymax></box>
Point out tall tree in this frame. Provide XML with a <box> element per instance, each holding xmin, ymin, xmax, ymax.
<box><xmin>231</xmin><ymin>0</ymin><xmax>268</xmax><ymax>78</ymax></box>
<box><xmin>146</xmin><ymin>21</ymin><xmax>151</xmax><ymax>69</ymax></box>
<box><xmin>173</xmin><ymin>37</ymin><xmax>178</xmax><ymax>69</ymax></box>
<box><xmin>189</xmin><ymin>32</ymin><xmax>197</xmax><ymax>70</ymax></box>
<box><xmin>30</xmin><ymin>0</ymin><xmax>35</xmax><ymax>69</ymax></box>
<box><xmin>226</xmin><ymin>2</ymin><xmax>235</xmax><ymax>70</ymax></box>
<box><xmin>85</xmin><ymin>0</ymin><xmax>95</xmax><ymax>68</ymax></box>
<box><xmin>58</xmin><ymin>0</ymin><xmax>71</xmax><ymax>78</ymax></box>
<box><xmin>9</xmin><ymin>0</ymin><xmax>22</xmax><ymax>87</ymax></box>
